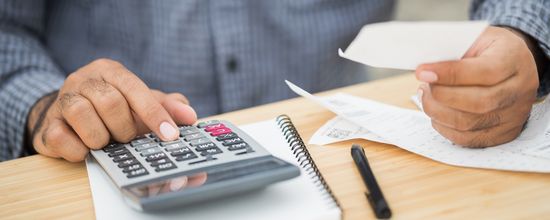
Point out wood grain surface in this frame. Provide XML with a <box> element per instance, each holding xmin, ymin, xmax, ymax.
<box><xmin>1</xmin><ymin>74</ymin><xmax>549</xmax><ymax>220</ymax></box>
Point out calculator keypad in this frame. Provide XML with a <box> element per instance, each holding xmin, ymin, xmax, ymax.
<box><xmin>103</xmin><ymin>121</ymin><xmax>255</xmax><ymax>179</ymax></box>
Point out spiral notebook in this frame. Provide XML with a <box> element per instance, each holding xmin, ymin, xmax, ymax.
<box><xmin>85</xmin><ymin>115</ymin><xmax>341</xmax><ymax>220</ymax></box>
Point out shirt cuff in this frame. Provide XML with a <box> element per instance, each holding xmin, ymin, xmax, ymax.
<box><xmin>0</xmin><ymin>69</ymin><xmax>64</xmax><ymax>161</ymax></box>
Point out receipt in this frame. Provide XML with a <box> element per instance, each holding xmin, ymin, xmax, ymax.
<box><xmin>338</xmin><ymin>21</ymin><xmax>489</xmax><ymax>70</ymax></box>
<box><xmin>286</xmin><ymin>80</ymin><xmax>550</xmax><ymax>173</ymax></box>
<box><xmin>308</xmin><ymin>116</ymin><xmax>388</xmax><ymax>146</ymax></box>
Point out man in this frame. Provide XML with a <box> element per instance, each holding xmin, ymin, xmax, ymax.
<box><xmin>0</xmin><ymin>0</ymin><xmax>548</xmax><ymax>162</ymax></box>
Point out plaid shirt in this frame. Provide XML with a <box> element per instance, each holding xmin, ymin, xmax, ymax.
<box><xmin>0</xmin><ymin>0</ymin><xmax>548</xmax><ymax>161</ymax></box>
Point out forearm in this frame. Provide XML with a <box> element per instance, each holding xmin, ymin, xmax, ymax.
<box><xmin>0</xmin><ymin>1</ymin><xmax>65</xmax><ymax>161</ymax></box>
<box><xmin>0</xmin><ymin>67</ymin><xmax>64</xmax><ymax>161</ymax></box>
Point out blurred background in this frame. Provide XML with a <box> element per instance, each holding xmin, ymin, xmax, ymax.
<box><xmin>366</xmin><ymin>0</ymin><xmax>470</xmax><ymax>80</ymax></box>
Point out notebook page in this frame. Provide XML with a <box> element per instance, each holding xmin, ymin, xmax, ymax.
<box><xmin>86</xmin><ymin>120</ymin><xmax>340</xmax><ymax>220</ymax></box>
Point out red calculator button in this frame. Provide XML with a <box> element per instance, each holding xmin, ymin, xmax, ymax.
<box><xmin>204</xmin><ymin>124</ymin><xmax>226</xmax><ymax>132</ymax></box>
<box><xmin>210</xmin><ymin>128</ymin><xmax>232</xmax><ymax>136</ymax></box>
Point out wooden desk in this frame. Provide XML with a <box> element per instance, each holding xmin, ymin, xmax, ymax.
<box><xmin>1</xmin><ymin>74</ymin><xmax>549</xmax><ymax>220</ymax></box>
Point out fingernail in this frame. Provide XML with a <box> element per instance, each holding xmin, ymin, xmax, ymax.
<box><xmin>160</xmin><ymin>122</ymin><xmax>178</xmax><ymax>140</ymax></box>
<box><xmin>418</xmin><ymin>71</ymin><xmax>438</xmax><ymax>83</ymax></box>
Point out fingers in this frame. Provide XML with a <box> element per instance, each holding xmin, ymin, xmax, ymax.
<box><xmin>36</xmin><ymin>117</ymin><xmax>90</xmax><ymax>162</ymax></box>
<box><xmin>165</xmin><ymin>101</ymin><xmax>197</xmax><ymax>126</ymax></box>
<box><xmin>79</xmin><ymin>79</ymin><xmax>137</xmax><ymax>143</ymax></box>
<box><xmin>57</xmin><ymin>92</ymin><xmax>110</xmax><ymax>149</ymax></box>
<box><xmin>94</xmin><ymin>59</ymin><xmax>179</xmax><ymax>141</ymax></box>
<box><xmin>169</xmin><ymin>176</ymin><xmax>188</xmax><ymax>192</ymax></box>
<box><xmin>187</xmin><ymin>172</ymin><xmax>208</xmax><ymax>187</ymax></box>
<box><xmin>420</xmin><ymin>85</ymin><xmax>494</xmax><ymax>131</ymax></box>
<box><xmin>429</xmin><ymin>77</ymin><xmax>519</xmax><ymax>114</ymax></box>
<box><xmin>431</xmin><ymin>120</ymin><xmax>524</xmax><ymax>148</ymax></box>
<box><xmin>413</xmin><ymin>26</ymin><xmax>539</xmax><ymax>148</ymax></box>
<box><xmin>164</xmin><ymin>92</ymin><xmax>190</xmax><ymax>105</ymax></box>
<box><xmin>151</xmin><ymin>91</ymin><xmax>197</xmax><ymax>125</ymax></box>
<box><xmin>416</xmin><ymin>56</ymin><xmax>516</xmax><ymax>86</ymax></box>
<box><xmin>420</xmin><ymin>84</ymin><xmax>530</xmax><ymax>132</ymax></box>
<box><xmin>420</xmin><ymin>84</ymin><xmax>532</xmax><ymax>147</ymax></box>
<box><xmin>29</xmin><ymin>59</ymin><xmax>200</xmax><ymax>162</ymax></box>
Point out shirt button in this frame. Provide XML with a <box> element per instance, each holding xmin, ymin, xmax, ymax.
<box><xmin>226</xmin><ymin>56</ymin><xmax>238</xmax><ymax>73</ymax></box>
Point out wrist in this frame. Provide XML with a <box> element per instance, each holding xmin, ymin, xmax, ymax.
<box><xmin>27</xmin><ymin>91</ymin><xmax>58</xmax><ymax>132</ymax></box>
<box><xmin>501</xmin><ymin>26</ymin><xmax>549</xmax><ymax>77</ymax></box>
<box><xmin>25</xmin><ymin>91</ymin><xmax>59</xmax><ymax>154</ymax></box>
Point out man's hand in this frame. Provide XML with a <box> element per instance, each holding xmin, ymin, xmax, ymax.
<box><xmin>416</xmin><ymin>26</ymin><xmax>539</xmax><ymax>147</ymax></box>
<box><xmin>27</xmin><ymin>59</ymin><xmax>197</xmax><ymax>162</ymax></box>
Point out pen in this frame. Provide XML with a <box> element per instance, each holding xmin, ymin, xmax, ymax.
<box><xmin>351</xmin><ymin>144</ymin><xmax>392</xmax><ymax>219</ymax></box>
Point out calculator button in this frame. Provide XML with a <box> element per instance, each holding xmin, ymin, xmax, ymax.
<box><xmin>134</xmin><ymin>142</ymin><xmax>158</xmax><ymax>151</ymax></box>
<box><xmin>127</xmin><ymin>168</ymin><xmax>149</xmax><ymax>178</ymax></box>
<box><xmin>164</xmin><ymin>142</ymin><xmax>186</xmax><ymax>151</ymax></box>
<box><xmin>140</xmin><ymin>147</ymin><xmax>163</xmax><ymax>156</ymax></box>
<box><xmin>170</xmin><ymin>147</ymin><xmax>193</xmax><ymax>156</ymax></box>
<box><xmin>145</xmin><ymin>133</ymin><xmax>161</xmax><ymax>142</ymax></box>
<box><xmin>197</xmin><ymin>120</ymin><xmax>221</xmax><ymax>128</ymax></box>
<box><xmin>145</xmin><ymin>152</ymin><xmax>167</xmax><ymax>162</ymax></box>
<box><xmin>146</xmin><ymin>133</ymin><xmax>158</xmax><ymax>139</ymax></box>
<box><xmin>210</xmin><ymin>128</ymin><xmax>232</xmax><ymax>136</ymax></box>
<box><xmin>189</xmin><ymin>138</ymin><xmax>211</xmax><ymax>146</ymax></box>
<box><xmin>108</xmin><ymin>148</ymin><xmax>130</xmax><ymax>157</ymax></box>
<box><xmin>103</xmin><ymin>143</ymin><xmax>124</xmax><ymax>152</ymax></box>
<box><xmin>122</xmin><ymin>164</ymin><xmax>144</xmax><ymax>173</ymax></box>
<box><xmin>204</xmin><ymin>123</ymin><xmax>225</xmax><ymax>132</ymax></box>
<box><xmin>154</xmin><ymin>162</ymin><xmax>177</xmax><ymax>172</ymax></box>
<box><xmin>200</xmin><ymin>147</ymin><xmax>223</xmax><ymax>156</ymax></box>
<box><xmin>227</xmin><ymin>142</ymin><xmax>249</xmax><ymax>151</ymax></box>
<box><xmin>194</xmin><ymin>142</ymin><xmax>216</xmax><ymax>151</ymax></box>
<box><xmin>183</xmin><ymin>133</ymin><xmax>204</xmax><ymax>141</ymax></box>
<box><xmin>118</xmin><ymin>158</ymin><xmax>140</xmax><ymax>168</ymax></box>
<box><xmin>112</xmin><ymin>153</ymin><xmax>134</xmax><ymax>162</ymax></box>
<box><xmin>149</xmin><ymin>158</ymin><xmax>171</xmax><ymax>166</ymax></box>
<box><xmin>222</xmin><ymin>137</ymin><xmax>243</xmax><ymax>146</ymax></box>
<box><xmin>174</xmin><ymin>153</ymin><xmax>199</xmax><ymax>162</ymax></box>
<box><xmin>235</xmin><ymin>147</ymin><xmax>255</xmax><ymax>155</ymax></box>
<box><xmin>131</xmin><ymin>138</ymin><xmax>153</xmax><ymax>146</ymax></box>
<box><xmin>160</xmin><ymin>140</ymin><xmax>183</xmax><ymax>146</ymax></box>
<box><xmin>179</xmin><ymin>127</ymin><xmax>200</xmax><ymax>135</ymax></box>
<box><xmin>215</xmin><ymin>133</ymin><xmax>237</xmax><ymax>141</ymax></box>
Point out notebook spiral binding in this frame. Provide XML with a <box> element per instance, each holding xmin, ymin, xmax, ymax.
<box><xmin>276</xmin><ymin>114</ymin><xmax>341</xmax><ymax>209</ymax></box>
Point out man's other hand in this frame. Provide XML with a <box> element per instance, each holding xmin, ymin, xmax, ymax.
<box><xmin>27</xmin><ymin>59</ymin><xmax>197</xmax><ymax>162</ymax></box>
<box><xmin>416</xmin><ymin>26</ymin><xmax>539</xmax><ymax>148</ymax></box>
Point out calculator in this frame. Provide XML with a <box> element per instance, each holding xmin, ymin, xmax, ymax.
<box><xmin>90</xmin><ymin>120</ymin><xmax>300</xmax><ymax>211</ymax></box>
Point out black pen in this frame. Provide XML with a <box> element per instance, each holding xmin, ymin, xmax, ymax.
<box><xmin>351</xmin><ymin>144</ymin><xmax>392</xmax><ymax>219</ymax></box>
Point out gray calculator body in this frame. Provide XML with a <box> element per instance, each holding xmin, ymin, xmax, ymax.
<box><xmin>90</xmin><ymin>120</ymin><xmax>300</xmax><ymax>211</ymax></box>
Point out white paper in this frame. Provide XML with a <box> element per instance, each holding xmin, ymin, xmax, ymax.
<box><xmin>338</xmin><ymin>21</ymin><xmax>489</xmax><ymax>70</ymax></box>
<box><xmin>308</xmin><ymin>116</ymin><xmax>388</xmax><ymax>146</ymax></box>
<box><xmin>86</xmin><ymin>120</ymin><xmax>340</xmax><ymax>220</ymax></box>
<box><xmin>286</xmin><ymin>80</ymin><xmax>550</xmax><ymax>173</ymax></box>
